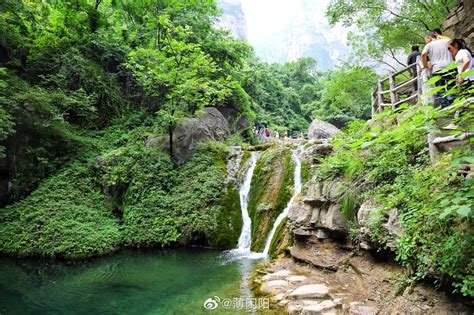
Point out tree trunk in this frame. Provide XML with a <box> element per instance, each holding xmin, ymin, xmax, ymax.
<box><xmin>168</xmin><ymin>123</ymin><xmax>174</xmax><ymax>160</ymax></box>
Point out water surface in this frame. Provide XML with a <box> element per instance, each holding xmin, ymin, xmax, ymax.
<box><xmin>0</xmin><ymin>248</ymin><xmax>266</xmax><ymax>315</ymax></box>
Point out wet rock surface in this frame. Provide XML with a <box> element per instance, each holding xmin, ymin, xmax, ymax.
<box><xmin>255</xmin><ymin>256</ymin><xmax>472</xmax><ymax>314</ymax></box>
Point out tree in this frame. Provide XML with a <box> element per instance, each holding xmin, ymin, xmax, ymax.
<box><xmin>326</xmin><ymin>0</ymin><xmax>457</xmax><ymax>66</ymax></box>
<box><xmin>312</xmin><ymin>65</ymin><xmax>377</xmax><ymax>127</ymax></box>
<box><xmin>0</xmin><ymin>68</ymin><xmax>14</xmax><ymax>158</ymax></box>
<box><xmin>241</xmin><ymin>57</ymin><xmax>321</xmax><ymax>134</ymax></box>
<box><xmin>127</xmin><ymin>16</ymin><xmax>231</xmax><ymax>159</ymax></box>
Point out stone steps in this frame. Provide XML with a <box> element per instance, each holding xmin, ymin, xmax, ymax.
<box><xmin>258</xmin><ymin>264</ymin><xmax>379</xmax><ymax>315</ymax></box>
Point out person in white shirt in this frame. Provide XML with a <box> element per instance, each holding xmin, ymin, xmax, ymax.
<box><xmin>443</xmin><ymin>39</ymin><xmax>473</xmax><ymax>130</ymax></box>
<box><xmin>448</xmin><ymin>39</ymin><xmax>474</xmax><ymax>86</ymax></box>
<box><xmin>422</xmin><ymin>33</ymin><xmax>455</xmax><ymax>107</ymax></box>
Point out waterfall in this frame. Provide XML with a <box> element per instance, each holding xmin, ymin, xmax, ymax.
<box><xmin>235</xmin><ymin>152</ymin><xmax>259</xmax><ymax>253</ymax></box>
<box><xmin>226</xmin><ymin>147</ymin><xmax>302</xmax><ymax>260</ymax></box>
<box><xmin>261</xmin><ymin>148</ymin><xmax>302</xmax><ymax>257</ymax></box>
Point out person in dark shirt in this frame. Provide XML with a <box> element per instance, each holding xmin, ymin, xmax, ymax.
<box><xmin>407</xmin><ymin>45</ymin><xmax>421</xmax><ymax>91</ymax></box>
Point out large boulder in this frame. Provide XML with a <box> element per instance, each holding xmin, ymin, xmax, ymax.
<box><xmin>215</xmin><ymin>103</ymin><xmax>249</xmax><ymax>133</ymax></box>
<box><xmin>146</xmin><ymin>107</ymin><xmax>230</xmax><ymax>164</ymax></box>
<box><xmin>288</xmin><ymin>179</ymin><xmax>349</xmax><ymax>243</ymax></box>
<box><xmin>307</xmin><ymin>119</ymin><xmax>340</xmax><ymax>140</ymax></box>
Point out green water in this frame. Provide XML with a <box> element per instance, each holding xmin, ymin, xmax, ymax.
<box><xmin>0</xmin><ymin>248</ymin><xmax>268</xmax><ymax>315</ymax></box>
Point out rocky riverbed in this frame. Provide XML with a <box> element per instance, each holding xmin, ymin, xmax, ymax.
<box><xmin>253</xmin><ymin>253</ymin><xmax>472</xmax><ymax>314</ymax></box>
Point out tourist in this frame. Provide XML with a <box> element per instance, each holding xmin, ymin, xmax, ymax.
<box><xmin>273</xmin><ymin>130</ymin><xmax>279</xmax><ymax>142</ymax></box>
<box><xmin>433</xmin><ymin>28</ymin><xmax>450</xmax><ymax>40</ymax></box>
<box><xmin>442</xmin><ymin>39</ymin><xmax>474</xmax><ymax>130</ymax></box>
<box><xmin>407</xmin><ymin>45</ymin><xmax>421</xmax><ymax>91</ymax></box>
<box><xmin>421</xmin><ymin>33</ymin><xmax>455</xmax><ymax>107</ymax></box>
<box><xmin>258</xmin><ymin>124</ymin><xmax>266</xmax><ymax>140</ymax></box>
<box><xmin>448</xmin><ymin>38</ymin><xmax>474</xmax><ymax>86</ymax></box>
<box><xmin>299</xmin><ymin>132</ymin><xmax>304</xmax><ymax>140</ymax></box>
<box><xmin>265</xmin><ymin>128</ymin><xmax>270</xmax><ymax>141</ymax></box>
<box><xmin>424</xmin><ymin>35</ymin><xmax>433</xmax><ymax>45</ymax></box>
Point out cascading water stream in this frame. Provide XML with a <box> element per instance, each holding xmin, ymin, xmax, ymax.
<box><xmin>227</xmin><ymin>147</ymin><xmax>302</xmax><ymax>260</ymax></box>
<box><xmin>235</xmin><ymin>152</ymin><xmax>259</xmax><ymax>253</ymax></box>
<box><xmin>261</xmin><ymin>147</ymin><xmax>302</xmax><ymax>257</ymax></box>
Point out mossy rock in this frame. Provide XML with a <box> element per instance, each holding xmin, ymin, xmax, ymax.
<box><xmin>248</xmin><ymin>146</ymin><xmax>295</xmax><ymax>252</ymax></box>
<box><xmin>268</xmin><ymin>217</ymin><xmax>291</xmax><ymax>259</ymax></box>
<box><xmin>210</xmin><ymin>182</ymin><xmax>242</xmax><ymax>249</ymax></box>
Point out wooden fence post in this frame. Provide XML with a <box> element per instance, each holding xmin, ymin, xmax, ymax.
<box><xmin>389</xmin><ymin>74</ymin><xmax>397</xmax><ymax>112</ymax></box>
<box><xmin>371</xmin><ymin>89</ymin><xmax>376</xmax><ymax>116</ymax></box>
<box><xmin>377</xmin><ymin>80</ymin><xmax>383</xmax><ymax>113</ymax></box>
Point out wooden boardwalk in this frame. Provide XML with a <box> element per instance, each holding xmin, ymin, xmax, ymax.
<box><xmin>370</xmin><ymin>60</ymin><xmax>473</xmax><ymax>163</ymax></box>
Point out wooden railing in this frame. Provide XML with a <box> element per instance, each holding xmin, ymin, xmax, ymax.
<box><xmin>371</xmin><ymin>61</ymin><xmax>423</xmax><ymax>116</ymax></box>
<box><xmin>371</xmin><ymin>60</ymin><xmax>473</xmax><ymax>163</ymax></box>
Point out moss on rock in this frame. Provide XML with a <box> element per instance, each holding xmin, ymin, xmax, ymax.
<box><xmin>211</xmin><ymin>182</ymin><xmax>242</xmax><ymax>248</ymax></box>
<box><xmin>248</xmin><ymin>146</ymin><xmax>294</xmax><ymax>252</ymax></box>
<box><xmin>268</xmin><ymin>217</ymin><xmax>290</xmax><ymax>259</ymax></box>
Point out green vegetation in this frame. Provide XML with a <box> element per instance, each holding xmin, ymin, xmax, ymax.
<box><xmin>243</xmin><ymin>58</ymin><xmax>376</xmax><ymax>131</ymax></box>
<box><xmin>0</xmin><ymin>125</ymin><xmax>240</xmax><ymax>257</ymax></box>
<box><xmin>0</xmin><ymin>0</ymin><xmax>251</xmax><ymax>201</ymax></box>
<box><xmin>0</xmin><ymin>160</ymin><xmax>122</xmax><ymax>258</ymax></box>
<box><xmin>316</xmin><ymin>104</ymin><xmax>473</xmax><ymax>296</ymax></box>
<box><xmin>312</xmin><ymin>66</ymin><xmax>377</xmax><ymax>127</ymax></box>
<box><xmin>215</xmin><ymin>182</ymin><xmax>242</xmax><ymax>248</ymax></box>
<box><xmin>126</xmin><ymin>15</ymin><xmax>233</xmax><ymax>158</ymax></box>
<box><xmin>268</xmin><ymin>217</ymin><xmax>290</xmax><ymax>259</ymax></box>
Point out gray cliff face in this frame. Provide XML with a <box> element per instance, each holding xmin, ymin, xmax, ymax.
<box><xmin>215</xmin><ymin>0</ymin><xmax>247</xmax><ymax>40</ymax></box>
<box><xmin>251</xmin><ymin>0</ymin><xmax>348</xmax><ymax>70</ymax></box>
<box><xmin>217</xmin><ymin>0</ymin><xmax>348</xmax><ymax>70</ymax></box>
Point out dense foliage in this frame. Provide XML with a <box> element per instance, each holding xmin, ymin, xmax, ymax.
<box><xmin>243</xmin><ymin>58</ymin><xmax>376</xmax><ymax>132</ymax></box>
<box><xmin>0</xmin><ymin>124</ymin><xmax>241</xmax><ymax>257</ymax></box>
<box><xmin>0</xmin><ymin>0</ymin><xmax>251</xmax><ymax>199</ymax></box>
<box><xmin>316</xmin><ymin>104</ymin><xmax>473</xmax><ymax>296</ymax></box>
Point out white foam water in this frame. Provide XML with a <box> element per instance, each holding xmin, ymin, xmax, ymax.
<box><xmin>234</xmin><ymin>151</ymin><xmax>259</xmax><ymax>254</ymax></box>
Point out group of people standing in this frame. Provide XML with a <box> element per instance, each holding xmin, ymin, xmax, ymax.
<box><xmin>252</xmin><ymin>124</ymin><xmax>304</xmax><ymax>143</ymax></box>
<box><xmin>408</xmin><ymin>28</ymin><xmax>473</xmax><ymax>108</ymax></box>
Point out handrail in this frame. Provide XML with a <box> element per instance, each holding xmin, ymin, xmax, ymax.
<box><xmin>372</xmin><ymin>59</ymin><xmax>423</xmax><ymax>116</ymax></box>
<box><xmin>391</xmin><ymin>63</ymin><xmax>416</xmax><ymax>77</ymax></box>
<box><xmin>373</xmin><ymin>62</ymin><xmax>473</xmax><ymax>162</ymax></box>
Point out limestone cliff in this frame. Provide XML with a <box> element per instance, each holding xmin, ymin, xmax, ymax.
<box><xmin>215</xmin><ymin>0</ymin><xmax>247</xmax><ymax>40</ymax></box>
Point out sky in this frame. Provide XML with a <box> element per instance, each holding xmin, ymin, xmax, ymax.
<box><xmin>240</xmin><ymin>0</ymin><xmax>332</xmax><ymax>42</ymax></box>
